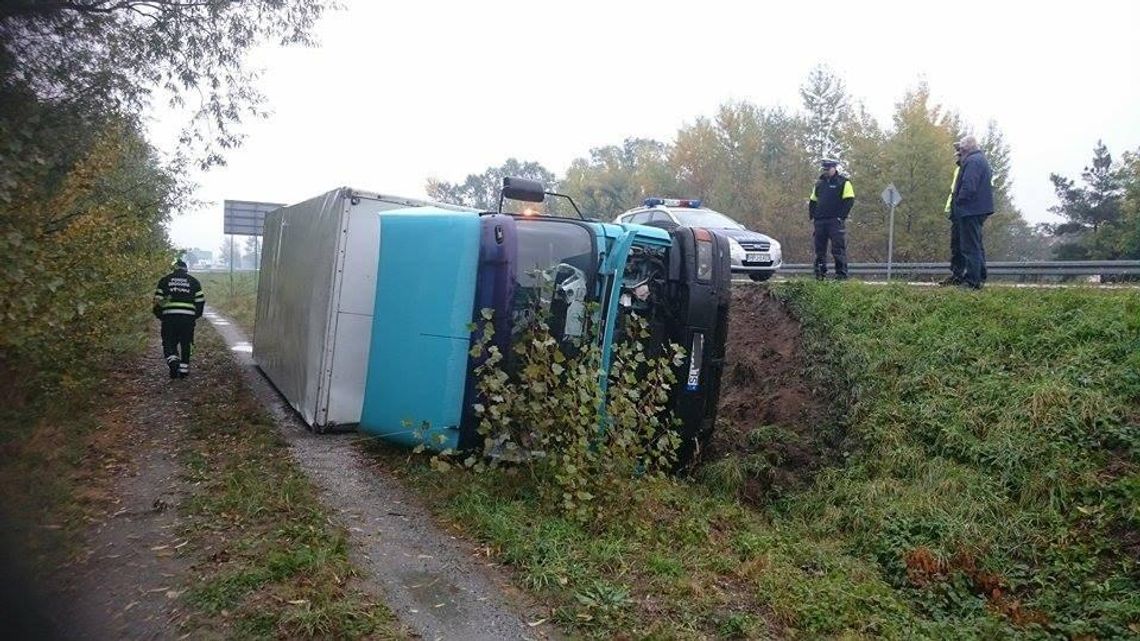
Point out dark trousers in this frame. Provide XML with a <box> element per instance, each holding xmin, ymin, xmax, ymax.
<box><xmin>958</xmin><ymin>215</ymin><xmax>987</xmax><ymax>287</ymax></box>
<box><xmin>813</xmin><ymin>218</ymin><xmax>848</xmax><ymax>277</ymax></box>
<box><xmin>949</xmin><ymin>218</ymin><xmax>965</xmax><ymax>278</ymax></box>
<box><xmin>161</xmin><ymin>316</ymin><xmax>196</xmax><ymax>366</ymax></box>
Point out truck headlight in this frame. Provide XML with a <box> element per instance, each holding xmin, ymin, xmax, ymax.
<box><xmin>695</xmin><ymin>228</ymin><xmax>713</xmax><ymax>281</ymax></box>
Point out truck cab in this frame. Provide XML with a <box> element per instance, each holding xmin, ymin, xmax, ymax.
<box><xmin>359</xmin><ymin>178</ymin><xmax>732</xmax><ymax>466</ymax></box>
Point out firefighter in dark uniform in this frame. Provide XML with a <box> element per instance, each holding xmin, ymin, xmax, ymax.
<box><xmin>808</xmin><ymin>158</ymin><xmax>855</xmax><ymax>279</ymax></box>
<box><xmin>153</xmin><ymin>259</ymin><xmax>205</xmax><ymax>378</ymax></box>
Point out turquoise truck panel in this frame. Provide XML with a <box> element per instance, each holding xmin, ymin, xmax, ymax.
<box><xmin>359</xmin><ymin>208</ymin><xmax>480</xmax><ymax>450</ymax></box>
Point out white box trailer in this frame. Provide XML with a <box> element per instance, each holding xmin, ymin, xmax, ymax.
<box><xmin>253</xmin><ymin>187</ymin><xmax>470</xmax><ymax>430</ymax></box>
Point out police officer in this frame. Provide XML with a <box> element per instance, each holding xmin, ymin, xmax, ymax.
<box><xmin>939</xmin><ymin>142</ymin><xmax>966</xmax><ymax>286</ymax></box>
<box><xmin>808</xmin><ymin>158</ymin><xmax>855</xmax><ymax>279</ymax></box>
<box><xmin>950</xmin><ymin>136</ymin><xmax>994</xmax><ymax>289</ymax></box>
<box><xmin>153</xmin><ymin>259</ymin><xmax>205</xmax><ymax>378</ymax></box>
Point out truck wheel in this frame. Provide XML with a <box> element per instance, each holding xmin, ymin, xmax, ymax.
<box><xmin>749</xmin><ymin>272</ymin><xmax>773</xmax><ymax>282</ymax></box>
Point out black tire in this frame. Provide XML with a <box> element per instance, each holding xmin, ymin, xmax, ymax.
<box><xmin>748</xmin><ymin>272</ymin><xmax>774</xmax><ymax>282</ymax></box>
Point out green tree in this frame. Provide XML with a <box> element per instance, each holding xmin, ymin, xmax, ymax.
<box><xmin>879</xmin><ymin>83</ymin><xmax>959</xmax><ymax>262</ymax></box>
<box><xmin>800</xmin><ymin>64</ymin><xmax>850</xmax><ymax>164</ymax></box>
<box><xmin>670</xmin><ymin>103</ymin><xmax>815</xmax><ymax>260</ymax></box>
<box><xmin>561</xmin><ymin>138</ymin><xmax>672</xmax><ymax>217</ymax></box>
<box><xmin>671</xmin><ymin>115</ymin><xmax>723</xmax><ymax>203</ymax></box>
<box><xmin>218</xmin><ymin>239</ymin><xmax>240</xmax><ymax>270</ymax></box>
<box><xmin>1048</xmin><ymin>141</ymin><xmax>1126</xmax><ymax>259</ymax></box>
<box><xmin>0</xmin><ymin>0</ymin><xmax>329</xmax><ymax>386</ymax></box>
<box><xmin>0</xmin><ymin>114</ymin><xmax>177</xmax><ymax>370</ymax></box>
<box><xmin>979</xmin><ymin>121</ymin><xmax>1047</xmax><ymax>260</ymax></box>
<box><xmin>838</xmin><ymin>103</ymin><xmax>890</xmax><ymax>261</ymax></box>
<box><xmin>1118</xmin><ymin>147</ymin><xmax>1140</xmax><ymax>259</ymax></box>
<box><xmin>426</xmin><ymin>159</ymin><xmax>556</xmax><ymax>211</ymax></box>
<box><xmin>0</xmin><ymin>0</ymin><xmax>332</xmax><ymax>169</ymax></box>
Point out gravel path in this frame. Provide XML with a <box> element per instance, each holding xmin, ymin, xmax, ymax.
<box><xmin>203</xmin><ymin>310</ymin><xmax>557</xmax><ymax>641</ymax></box>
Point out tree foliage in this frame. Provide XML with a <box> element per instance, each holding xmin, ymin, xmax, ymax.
<box><xmin>1047</xmin><ymin>141</ymin><xmax>1131</xmax><ymax>259</ymax></box>
<box><xmin>457</xmin><ymin>303</ymin><xmax>682</xmax><ymax>523</ymax></box>
<box><xmin>0</xmin><ymin>110</ymin><xmax>176</xmax><ymax>371</ymax></box>
<box><xmin>561</xmin><ymin>138</ymin><xmax>672</xmax><ymax>215</ymax></box>
<box><xmin>1118</xmin><ymin>148</ymin><xmax>1140</xmax><ymax>259</ymax></box>
<box><xmin>800</xmin><ymin>64</ymin><xmax>850</xmax><ymax>163</ymax></box>
<box><xmin>1</xmin><ymin>0</ymin><xmax>332</xmax><ymax>169</ymax></box>
<box><xmin>432</xmin><ymin>72</ymin><xmax>1047</xmax><ymax>263</ymax></box>
<box><xmin>426</xmin><ymin>158</ymin><xmax>556</xmax><ymax>211</ymax></box>
<box><xmin>1</xmin><ymin>0</ymin><xmax>331</xmax><ymax>385</ymax></box>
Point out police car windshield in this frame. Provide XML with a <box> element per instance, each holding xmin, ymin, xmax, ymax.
<box><xmin>672</xmin><ymin>209</ymin><xmax>745</xmax><ymax>230</ymax></box>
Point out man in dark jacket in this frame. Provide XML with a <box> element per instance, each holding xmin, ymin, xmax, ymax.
<box><xmin>950</xmin><ymin>136</ymin><xmax>994</xmax><ymax>289</ymax></box>
<box><xmin>153</xmin><ymin>259</ymin><xmax>205</xmax><ymax>378</ymax></box>
<box><xmin>808</xmin><ymin>158</ymin><xmax>855</xmax><ymax>279</ymax></box>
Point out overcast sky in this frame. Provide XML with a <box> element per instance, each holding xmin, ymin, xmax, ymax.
<box><xmin>153</xmin><ymin>0</ymin><xmax>1140</xmax><ymax>255</ymax></box>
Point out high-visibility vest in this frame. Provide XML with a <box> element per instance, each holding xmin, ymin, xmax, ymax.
<box><xmin>947</xmin><ymin>164</ymin><xmax>998</xmax><ymax>214</ymax></box>
<box><xmin>945</xmin><ymin>166</ymin><xmax>959</xmax><ymax>214</ymax></box>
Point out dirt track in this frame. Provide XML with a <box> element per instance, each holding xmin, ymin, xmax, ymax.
<box><xmin>203</xmin><ymin>310</ymin><xmax>558</xmax><ymax>641</ymax></box>
<box><xmin>38</xmin><ymin>341</ymin><xmax>196</xmax><ymax>640</ymax></box>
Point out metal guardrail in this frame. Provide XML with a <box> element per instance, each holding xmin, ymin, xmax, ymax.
<box><xmin>776</xmin><ymin>261</ymin><xmax>1140</xmax><ymax>278</ymax></box>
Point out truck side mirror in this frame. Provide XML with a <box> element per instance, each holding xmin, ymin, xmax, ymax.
<box><xmin>499</xmin><ymin>176</ymin><xmax>586</xmax><ymax>219</ymax></box>
<box><xmin>501</xmin><ymin>177</ymin><xmax>546</xmax><ymax>203</ymax></box>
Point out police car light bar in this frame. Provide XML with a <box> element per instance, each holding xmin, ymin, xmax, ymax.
<box><xmin>643</xmin><ymin>197</ymin><xmax>702</xmax><ymax>208</ymax></box>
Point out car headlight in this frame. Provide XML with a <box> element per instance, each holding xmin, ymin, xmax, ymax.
<box><xmin>769</xmin><ymin>240</ymin><xmax>782</xmax><ymax>262</ymax></box>
<box><xmin>728</xmin><ymin>238</ymin><xmax>746</xmax><ymax>264</ymax></box>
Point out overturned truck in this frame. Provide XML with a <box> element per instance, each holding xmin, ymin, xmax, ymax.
<box><xmin>254</xmin><ymin>179</ymin><xmax>731</xmax><ymax>464</ymax></box>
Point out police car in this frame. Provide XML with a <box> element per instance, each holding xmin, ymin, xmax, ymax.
<box><xmin>615</xmin><ymin>198</ymin><xmax>783</xmax><ymax>281</ymax></box>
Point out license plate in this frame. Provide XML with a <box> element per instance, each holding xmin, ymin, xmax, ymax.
<box><xmin>746</xmin><ymin>252</ymin><xmax>771</xmax><ymax>262</ymax></box>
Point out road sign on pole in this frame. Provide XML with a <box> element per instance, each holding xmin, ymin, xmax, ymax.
<box><xmin>881</xmin><ymin>184</ymin><xmax>903</xmax><ymax>281</ymax></box>
<box><xmin>881</xmin><ymin>184</ymin><xmax>903</xmax><ymax>208</ymax></box>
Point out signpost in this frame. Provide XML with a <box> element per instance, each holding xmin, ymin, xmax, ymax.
<box><xmin>223</xmin><ymin>199</ymin><xmax>284</xmax><ymax>294</ymax></box>
<box><xmin>880</xmin><ymin>184</ymin><xmax>903</xmax><ymax>281</ymax></box>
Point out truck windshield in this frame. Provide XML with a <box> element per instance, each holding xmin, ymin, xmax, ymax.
<box><xmin>514</xmin><ymin>220</ymin><xmax>595</xmax><ymax>339</ymax></box>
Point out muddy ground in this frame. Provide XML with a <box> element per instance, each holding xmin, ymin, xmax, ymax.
<box><xmin>708</xmin><ymin>286</ymin><xmax>840</xmax><ymax>502</ymax></box>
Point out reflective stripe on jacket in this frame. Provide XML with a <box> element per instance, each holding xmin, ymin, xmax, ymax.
<box><xmin>153</xmin><ymin>270</ymin><xmax>205</xmax><ymax>318</ymax></box>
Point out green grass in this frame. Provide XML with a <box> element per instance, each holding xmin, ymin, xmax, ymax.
<box><xmin>374</xmin><ymin>282</ymin><xmax>1140</xmax><ymax>639</ymax></box>
<box><xmin>199</xmin><ymin>271</ymin><xmax>258</xmax><ymax>332</ymax></box>
<box><xmin>377</xmin><ymin>447</ymin><xmax>921</xmax><ymax>639</ymax></box>
<box><xmin>772</xmin><ymin>281</ymin><xmax>1139</xmax><ymax>639</ymax></box>
<box><xmin>180</xmin><ymin>326</ymin><xmax>406</xmax><ymax>640</ymax></box>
